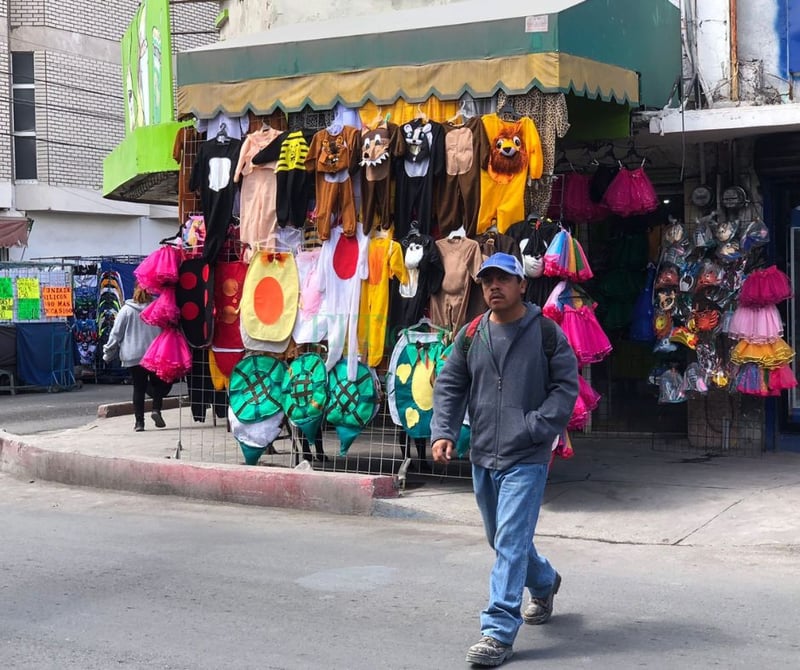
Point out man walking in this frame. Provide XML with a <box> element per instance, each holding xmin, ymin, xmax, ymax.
<box><xmin>430</xmin><ymin>252</ymin><xmax>578</xmax><ymax>667</ymax></box>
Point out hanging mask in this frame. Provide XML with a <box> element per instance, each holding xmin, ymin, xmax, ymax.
<box><xmin>653</xmin><ymin>310</ymin><xmax>673</xmax><ymax>339</ymax></box>
<box><xmin>740</xmin><ymin>219</ymin><xmax>769</xmax><ymax>252</ymax></box>
<box><xmin>716</xmin><ymin>239</ymin><xmax>742</xmax><ymax>262</ymax></box>
<box><xmin>694</xmin><ymin>260</ymin><xmax>722</xmax><ymax>291</ymax></box>
<box><xmin>523</xmin><ymin>255</ymin><xmax>545</xmax><ymax>279</ymax></box>
<box><xmin>713</xmin><ymin>219</ymin><xmax>738</xmax><ymax>243</ymax></box>
<box><xmin>693</xmin><ymin>217</ymin><xmax>715</xmax><ymax>248</ymax></box>
<box><xmin>658</xmin><ymin>368</ymin><xmax>686</xmax><ymax>403</ymax></box>
<box><xmin>682</xmin><ymin>363</ymin><xmax>709</xmax><ymax>394</ymax></box>
<box><xmin>654</xmin><ymin>264</ymin><xmax>680</xmax><ymax>290</ymax></box>
<box><xmin>656</xmin><ymin>288</ymin><xmax>677</xmax><ymax>312</ymax></box>
<box><xmin>664</xmin><ymin>221</ymin><xmax>686</xmax><ymax>246</ymax></box>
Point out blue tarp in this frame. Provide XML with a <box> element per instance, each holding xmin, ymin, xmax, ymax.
<box><xmin>16</xmin><ymin>322</ymin><xmax>75</xmax><ymax>389</ymax></box>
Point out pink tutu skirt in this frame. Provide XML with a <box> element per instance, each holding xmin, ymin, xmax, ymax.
<box><xmin>568</xmin><ymin>375</ymin><xmax>602</xmax><ymax>430</ymax></box>
<box><xmin>134</xmin><ymin>245</ymin><xmax>181</xmax><ymax>291</ymax></box>
<box><xmin>542</xmin><ymin>281</ymin><xmax>569</xmax><ymax>323</ymax></box>
<box><xmin>603</xmin><ymin>167</ymin><xmax>659</xmax><ymax>217</ymax></box>
<box><xmin>141</xmin><ymin>288</ymin><xmax>180</xmax><ymax>328</ymax></box>
<box><xmin>727</xmin><ymin>304</ymin><xmax>783</xmax><ymax>343</ymax></box>
<box><xmin>563</xmin><ymin>173</ymin><xmax>608</xmax><ymax>223</ymax></box>
<box><xmin>543</xmin><ymin>230</ymin><xmax>594</xmax><ymax>282</ymax></box>
<box><xmin>769</xmin><ymin>365</ymin><xmax>798</xmax><ymax>394</ymax></box>
<box><xmin>140</xmin><ymin>328</ymin><xmax>192</xmax><ymax>383</ymax></box>
<box><xmin>739</xmin><ymin>266</ymin><xmax>792</xmax><ymax>306</ymax></box>
<box><xmin>560</xmin><ymin>305</ymin><xmax>613</xmax><ymax>364</ymax></box>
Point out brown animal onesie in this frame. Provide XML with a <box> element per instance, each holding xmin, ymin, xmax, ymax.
<box><xmin>306</xmin><ymin>125</ymin><xmax>361</xmax><ymax>240</ymax></box>
<box><xmin>437</xmin><ymin>116</ymin><xmax>487</xmax><ymax>237</ymax></box>
<box><xmin>360</xmin><ymin>121</ymin><xmax>405</xmax><ymax>233</ymax></box>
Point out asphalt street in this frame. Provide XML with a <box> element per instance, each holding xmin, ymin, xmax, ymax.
<box><xmin>1</xmin><ymin>474</ymin><xmax>798</xmax><ymax>670</ymax></box>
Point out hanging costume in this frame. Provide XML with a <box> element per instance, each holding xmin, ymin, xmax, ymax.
<box><xmin>465</xmin><ymin>230</ymin><xmax>522</xmax><ymax>320</ymax></box>
<box><xmin>394</xmin><ymin>119</ymin><xmax>445</xmax><ymax>238</ymax></box>
<box><xmin>282</xmin><ymin>352</ymin><xmax>329</xmax><ymax>446</ymax></box>
<box><xmin>437</xmin><ymin>115</ymin><xmax>486</xmax><ymax>237</ymax></box>
<box><xmin>240</xmin><ymin>250</ymin><xmax>299</xmax><ymax>344</ymax></box>
<box><xmin>506</xmin><ymin>217</ymin><xmax>562</xmax><ymax>306</ymax></box>
<box><xmin>292</xmin><ymin>248</ymin><xmax>328</xmax><ymax>345</ymax></box>
<box><xmin>477</xmin><ymin>113</ymin><xmax>543</xmax><ymax>234</ymax></box>
<box><xmin>325</xmin><ymin>359</ymin><xmax>381</xmax><ymax>455</ymax></box>
<box><xmin>211</xmin><ymin>260</ymin><xmax>247</xmax><ymax>380</ymax></box>
<box><xmin>317</xmin><ymin>224</ymin><xmax>369</xmax><ymax>379</ymax></box>
<box><xmin>306</xmin><ymin>125</ymin><xmax>361</xmax><ymax>240</ymax></box>
<box><xmin>189</xmin><ymin>136</ymin><xmax>242</xmax><ymax>263</ymax></box>
<box><xmin>252</xmin><ymin>129</ymin><xmax>314</xmax><ymax>229</ymax></box>
<box><xmin>360</xmin><ymin>121</ymin><xmax>405</xmax><ymax>233</ymax></box>
<box><xmin>430</xmin><ymin>236</ymin><xmax>483</xmax><ymax>333</ymax></box>
<box><xmin>386</xmin><ymin>328</ymin><xmax>447</xmax><ymax>439</ymax></box>
<box><xmin>389</xmin><ymin>231</ymin><xmax>444</xmax><ymax>332</ymax></box>
<box><xmin>357</xmin><ymin>233</ymin><xmax>410</xmax><ymax>367</ymax></box>
<box><xmin>176</xmin><ymin>257</ymin><xmax>214</xmax><ymax>348</ymax></box>
<box><xmin>234</xmin><ymin>127</ymin><xmax>284</xmax><ymax>260</ymax></box>
<box><xmin>173</xmin><ymin>125</ymin><xmax>202</xmax><ymax>223</ymax></box>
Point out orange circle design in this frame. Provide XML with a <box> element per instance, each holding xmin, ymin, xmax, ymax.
<box><xmin>254</xmin><ymin>277</ymin><xmax>284</xmax><ymax>325</ymax></box>
<box><xmin>222</xmin><ymin>278</ymin><xmax>239</xmax><ymax>297</ymax></box>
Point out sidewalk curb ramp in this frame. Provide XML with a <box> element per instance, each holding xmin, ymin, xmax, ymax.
<box><xmin>0</xmin><ymin>436</ymin><xmax>397</xmax><ymax>516</ymax></box>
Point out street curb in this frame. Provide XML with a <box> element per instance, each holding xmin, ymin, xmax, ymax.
<box><xmin>0</xmin><ymin>436</ymin><xmax>397</xmax><ymax>515</ymax></box>
<box><xmin>97</xmin><ymin>397</ymin><xmax>185</xmax><ymax>418</ymax></box>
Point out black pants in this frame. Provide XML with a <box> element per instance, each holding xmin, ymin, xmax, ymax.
<box><xmin>129</xmin><ymin>365</ymin><xmax>168</xmax><ymax>422</ymax></box>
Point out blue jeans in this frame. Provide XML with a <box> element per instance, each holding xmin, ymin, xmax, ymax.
<box><xmin>472</xmin><ymin>462</ymin><xmax>557</xmax><ymax>645</ymax></box>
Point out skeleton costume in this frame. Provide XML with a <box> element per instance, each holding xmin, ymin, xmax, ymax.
<box><xmin>394</xmin><ymin>119</ymin><xmax>445</xmax><ymax>239</ymax></box>
<box><xmin>360</xmin><ymin>122</ymin><xmax>405</xmax><ymax>233</ymax></box>
<box><xmin>306</xmin><ymin>124</ymin><xmax>361</xmax><ymax>240</ymax></box>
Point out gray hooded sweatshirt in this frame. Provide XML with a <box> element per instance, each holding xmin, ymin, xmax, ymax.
<box><xmin>430</xmin><ymin>303</ymin><xmax>579</xmax><ymax>470</ymax></box>
<box><xmin>102</xmin><ymin>299</ymin><xmax>161</xmax><ymax>368</ymax></box>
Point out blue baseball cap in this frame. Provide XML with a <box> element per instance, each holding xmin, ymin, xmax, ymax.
<box><xmin>476</xmin><ymin>252</ymin><xmax>525</xmax><ymax>280</ymax></box>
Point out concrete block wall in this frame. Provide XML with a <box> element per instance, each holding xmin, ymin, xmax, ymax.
<box><xmin>0</xmin><ymin>0</ymin><xmax>11</xmax><ymax>183</ymax></box>
<box><xmin>5</xmin><ymin>0</ymin><xmax>218</xmax><ymax>193</ymax></box>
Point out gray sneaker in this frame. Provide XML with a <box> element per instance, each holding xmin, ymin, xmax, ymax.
<box><xmin>465</xmin><ymin>636</ymin><xmax>513</xmax><ymax>667</ymax></box>
<box><xmin>522</xmin><ymin>572</ymin><xmax>561</xmax><ymax>625</ymax></box>
<box><xmin>151</xmin><ymin>411</ymin><xmax>166</xmax><ymax>428</ymax></box>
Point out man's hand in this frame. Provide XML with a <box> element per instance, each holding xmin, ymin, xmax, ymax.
<box><xmin>431</xmin><ymin>439</ymin><xmax>454</xmax><ymax>464</ymax></box>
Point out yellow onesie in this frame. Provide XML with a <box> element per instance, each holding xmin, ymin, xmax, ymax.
<box><xmin>477</xmin><ymin>114</ymin><xmax>543</xmax><ymax>234</ymax></box>
<box><xmin>357</xmin><ymin>233</ymin><xmax>409</xmax><ymax>367</ymax></box>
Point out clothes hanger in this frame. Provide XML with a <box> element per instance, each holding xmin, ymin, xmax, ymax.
<box><xmin>370</xmin><ymin>106</ymin><xmax>383</xmax><ymax>128</ymax></box>
<box><xmin>261</xmin><ymin>117</ymin><xmax>272</xmax><ymax>131</ymax></box>
<box><xmin>407</xmin><ymin>221</ymin><xmax>421</xmax><ymax>237</ymax></box>
<box><xmin>446</xmin><ymin>101</ymin><xmax>467</xmax><ymax>125</ymax></box>
<box><xmin>447</xmin><ymin>225</ymin><xmax>466</xmax><ymax>239</ymax></box>
<box><xmin>414</xmin><ymin>103</ymin><xmax>427</xmax><ymax>121</ymax></box>
<box><xmin>215</xmin><ymin>122</ymin><xmax>230</xmax><ymax>144</ymax></box>
<box><xmin>498</xmin><ymin>99</ymin><xmax>520</xmax><ymax>121</ymax></box>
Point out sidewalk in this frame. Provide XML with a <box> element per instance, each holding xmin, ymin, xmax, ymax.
<box><xmin>1</xmin><ymin>402</ymin><xmax>799</xmax><ymax>548</ymax></box>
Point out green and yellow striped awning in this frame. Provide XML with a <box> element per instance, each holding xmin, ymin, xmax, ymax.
<box><xmin>176</xmin><ymin>0</ymin><xmax>679</xmax><ymax>119</ymax></box>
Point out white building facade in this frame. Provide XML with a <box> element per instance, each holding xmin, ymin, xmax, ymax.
<box><xmin>0</xmin><ymin>0</ymin><xmax>218</xmax><ymax>261</ymax></box>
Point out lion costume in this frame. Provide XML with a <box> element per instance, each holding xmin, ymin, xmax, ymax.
<box><xmin>477</xmin><ymin>114</ymin><xmax>543</xmax><ymax>234</ymax></box>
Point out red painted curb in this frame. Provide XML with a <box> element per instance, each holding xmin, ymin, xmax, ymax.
<box><xmin>0</xmin><ymin>436</ymin><xmax>397</xmax><ymax>515</ymax></box>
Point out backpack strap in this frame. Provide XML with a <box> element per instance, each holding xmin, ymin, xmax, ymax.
<box><xmin>460</xmin><ymin>313</ymin><xmax>485</xmax><ymax>357</ymax></box>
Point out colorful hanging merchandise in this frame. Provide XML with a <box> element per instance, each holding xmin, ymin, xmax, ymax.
<box><xmin>325</xmin><ymin>360</ymin><xmax>381</xmax><ymax>455</ymax></box>
<box><xmin>228</xmin><ymin>355</ymin><xmax>287</xmax><ymax>465</ymax></box>
<box><xmin>176</xmin><ymin>257</ymin><xmax>215</xmax><ymax>348</ymax></box>
<box><xmin>386</xmin><ymin>326</ymin><xmax>448</xmax><ymax>440</ymax></box>
<box><xmin>567</xmin><ymin>375</ymin><xmax>602</xmax><ymax>431</ymax></box>
<box><xmin>562</xmin><ymin>172</ymin><xmax>608</xmax><ymax>223</ymax></box>
<box><xmin>728</xmin><ymin>265</ymin><xmax>797</xmax><ymax>396</ymax></box>
<box><xmin>430</xmin><ymin>235</ymin><xmax>483</xmax><ymax>334</ymax></box>
<box><xmin>394</xmin><ymin>118</ymin><xmax>445</xmax><ymax>238</ymax></box>
<box><xmin>389</xmin><ymin>230</ymin><xmax>444</xmax><ymax>332</ymax></box>
<box><xmin>360</xmin><ymin>120</ymin><xmax>406</xmax><ymax>233</ymax></box>
<box><xmin>543</xmin><ymin>228</ymin><xmax>593</xmax><ymax>282</ymax></box>
<box><xmin>240</xmin><ymin>250</ymin><xmax>299</xmax><ymax>344</ymax></box>
<box><xmin>305</xmin><ymin>124</ymin><xmax>361</xmax><ymax>240</ymax></box>
<box><xmin>433</xmin><ymin>344</ymin><xmax>472</xmax><ymax>458</ymax></box>
<box><xmin>281</xmin><ymin>353</ymin><xmax>329</xmax><ymax>445</ymax></box>
<box><xmin>357</xmin><ymin>232</ymin><xmax>409</xmax><ymax>367</ymax></box>
<box><xmin>543</xmin><ymin>281</ymin><xmax>612</xmax><ymax>365</ymax></box>
<box><xmin>211</xmin><ymin>261</ymin><xmax>248</xmax><ymax>380</ymax></box>
<box><xmin>602</xmin><ymin>166</ymin><xmax>659</xmax><ymax>217</ymax></box>
<box><xmin>318</xmin><ymin>224</ymin><xmax>369</xmax><ymax>378</ymax></box>
<box><xmin>141</xmin><ymin>286</ymin><xmax>179</xmax><ymax>329</ymax></box>
<box><xmin>137</xmin><ymin>244</ymin><xmax>192</xmax><ymax>384</ymax></box>
<box><xmin>134</xmin><ymin>245</ymin><xmax>180</xmax><ymax>292</ymax></box>
<box><xmin>292</xmin><ymin>248</ymin><xmax>328</xmax><ymax>345</ymax></box>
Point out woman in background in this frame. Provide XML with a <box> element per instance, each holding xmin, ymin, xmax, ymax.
<box><xmin>103</xmin><ymin>284</ymin><xmax>169</xmax><ymax>431</ymax></box>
